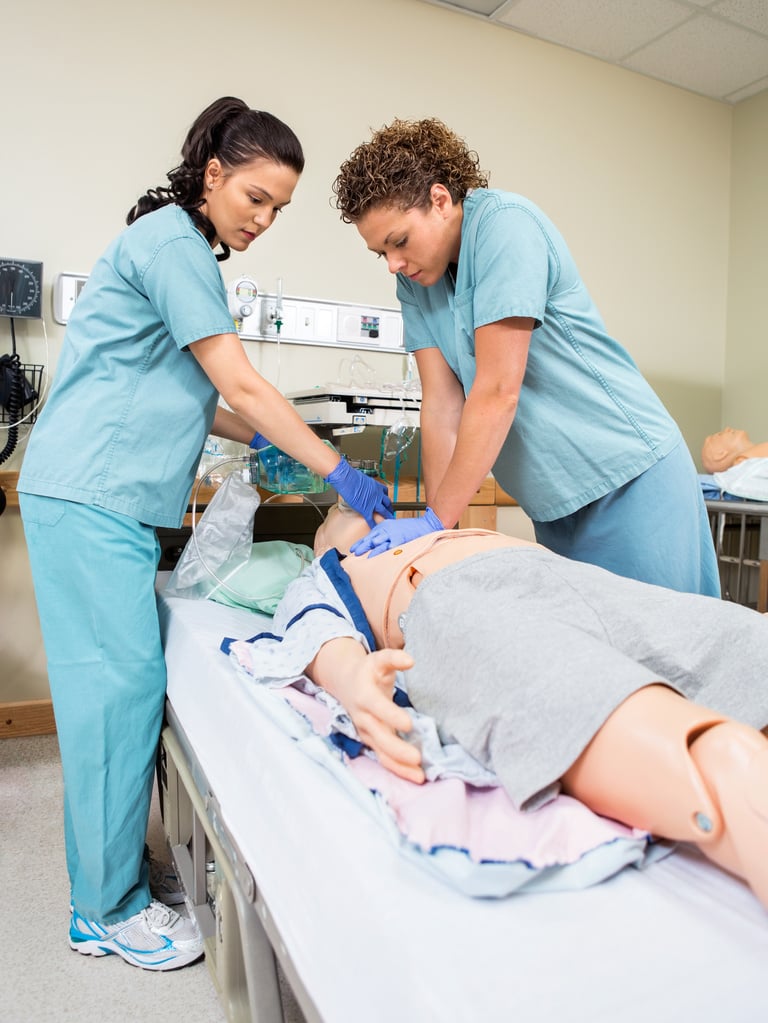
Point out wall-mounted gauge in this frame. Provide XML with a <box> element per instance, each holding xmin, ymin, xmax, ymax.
<box><xmin>0</xmin><ymin>259</ymin><xmax>43</xmax><ymax>319</ymax></box>
<box><xmin>227</xmin><ymin>276</ymin><xmax>258</xmax><ymax>322</ymax></box>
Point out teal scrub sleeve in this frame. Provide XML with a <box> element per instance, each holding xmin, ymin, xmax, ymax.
<box><xmin>469</xmin><ymin>201</ymin><xmax>551</xmax><ymax>327</ymax></box>
<box><xmin>142</xmin><ymin>236</ymin><xmax>235</xmax><ymax>349</ymax></box>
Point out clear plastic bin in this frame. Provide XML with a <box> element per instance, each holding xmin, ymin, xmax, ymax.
<box><xmin>248</xmin><ymin>441</ymin><xmax>334</xmax><ymax>494</ymax></box>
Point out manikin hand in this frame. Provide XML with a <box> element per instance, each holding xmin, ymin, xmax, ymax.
<box><xmin>308</xmin><ymin>636</ymin><xmax>423</xmax><ymax>782</ymax></box>
<box><xmin>351</xmin><ymin>506</ymin><xmax>444</xmax><ymax>557</ymax></box>
<box><xmin>343</xmin><ymin>649</ymin><xmax>424</xmax><ymax>783</ymax></box>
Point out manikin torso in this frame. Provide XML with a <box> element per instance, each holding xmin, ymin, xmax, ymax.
<box><xmin>340</xmin><ymin>529</ymin><xmax>537</xmax><ymax>647</ymax></box>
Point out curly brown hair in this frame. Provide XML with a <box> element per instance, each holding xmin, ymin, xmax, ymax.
<box><xmin>332</xmin><ymin>118</ymin><xmax>489</xmax><ymax>223</ymax></box>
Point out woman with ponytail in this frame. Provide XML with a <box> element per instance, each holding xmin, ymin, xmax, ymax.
<box><xmin>17</xmin><ymin>97</ymin><xmax>392</xmax><ymax>972</ymax></box>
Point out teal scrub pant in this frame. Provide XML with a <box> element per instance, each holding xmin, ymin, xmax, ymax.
<box><xmin>19</xmin><ymin>494</ymin><xmax>165</xmax><ymax>923</ymax></box>
<box><xmin>532</xmin><ymin>441</ymin><xmax>721</xmax><ymax>598</ymax></box>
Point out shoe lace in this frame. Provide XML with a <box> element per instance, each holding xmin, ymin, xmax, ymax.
<box><xmin>142</xmin><ymin>901</ymin><xmax>176</xmax><ymax>930</ymax></box>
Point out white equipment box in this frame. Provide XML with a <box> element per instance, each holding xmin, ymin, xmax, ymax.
<box><xmin>288</xmin><ymin>384</ymin><xmax>421</xmax><ymax>429</ymax></box>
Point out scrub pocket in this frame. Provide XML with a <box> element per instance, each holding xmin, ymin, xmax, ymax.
<box><xmin>18</xmin><ymin>492</ymin><xmax>67</xmax><ymax>528</ymax></box>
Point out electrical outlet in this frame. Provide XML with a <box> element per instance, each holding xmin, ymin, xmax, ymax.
<box><xmin>316</xmin><ymin>306</ymin><xmax>336</xmax><ymax>341</ymax></box>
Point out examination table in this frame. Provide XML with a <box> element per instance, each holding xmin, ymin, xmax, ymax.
<box><xmin>157</xmin><ymin>573</ymin><xmax>768</xmax><ymax>1023</ymax></box>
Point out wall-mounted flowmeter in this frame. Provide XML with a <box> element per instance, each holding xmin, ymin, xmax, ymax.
<box><xmin>227</xmin><ymin>276</ymin><xmax>258</xmax><ymax>323</ymax></box>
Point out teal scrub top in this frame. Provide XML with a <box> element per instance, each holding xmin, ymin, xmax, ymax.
<box><xmin>397</xmin><ymin>189</ymin><xmax>681</xmax><ymax>523</ymax></box>
<box><xmin>18</xmin><ymin>205</ymin><xmax>237</xmax><ymax>528</ymax></box>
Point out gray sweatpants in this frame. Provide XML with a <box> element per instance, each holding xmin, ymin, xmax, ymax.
<box><xmin>402</xmin><ymin>547</ymin><xmax>768</xmax><ymax>810</ymax></box>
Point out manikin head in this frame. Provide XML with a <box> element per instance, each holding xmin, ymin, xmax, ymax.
<box><xmin>701</xmin><ymin>427</ymin><xmax>753</xmax><ymax>473</ymax></box>
<box><xmin>314</xmin><ymin>500</ymin><xmax>375</xmax><ymax>557</ymax></box>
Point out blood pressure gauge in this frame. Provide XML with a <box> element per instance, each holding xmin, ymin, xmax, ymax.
<box><xmin>0</xmin><ymin>259</ymin><xmax>43</xmax><ymax>319</ymax></box>
<box><xmin>227</xmin><ymin>276</ymin><xmax>258</xmax><ymax>322</ymax></box>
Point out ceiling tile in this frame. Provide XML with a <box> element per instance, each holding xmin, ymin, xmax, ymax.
<box><xmin>496</xmin><ymin>0</ymin><xmax>693</xmax><ymax>61</ymax></box>
<box><xmin>442</xmin><ymin>0</ymin><xmax>502</xmax><ymax>13</ymax></box>
<box><xmin>415</xmin><ymin>0</ymin><xmax>768</xmax><ymax>101</ymax></box>
<box><xmin>726</xmin><ymin>73</ymin><xmax>768</xmax><ymax>101</ymax></box>
<box><xmin>622</xmin><ymin>13</ymin><xmax>768</xmax><ymax>99</ymax></box>
<box><xmin>712</xmin><ymin>0</ymin><xmax>768</xmax><ymax>36</ymax></box>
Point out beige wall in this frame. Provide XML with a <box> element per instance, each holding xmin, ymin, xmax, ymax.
<box><xmin>0</xmin><ymin>0</ymin><xmax>757</xmax><ymax>701</ymax></box>
<box><xmin>0</xmin><ymin>513</ymin><xmax>47</xmax><ymax>695</ymax></box>
<box><xmin>723</xmin><ymin>89</ymin><xmax>768</xmax><ymax>436</ymax></box>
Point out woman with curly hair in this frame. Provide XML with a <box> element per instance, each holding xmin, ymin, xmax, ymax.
<box><xmin>18</xmin><ymin>96</ymin><xmax>391</xmax><ymax>972</ymax></box>
<box><xmin>333</xmin><ymin>118</ymin><xmax>718</xmax><ymax>598</ymax></box>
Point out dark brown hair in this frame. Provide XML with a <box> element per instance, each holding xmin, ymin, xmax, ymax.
<box><xmin>127</xmin><ymin>96</ymin><xmax>304</xmax><ymax>260</ymax></box>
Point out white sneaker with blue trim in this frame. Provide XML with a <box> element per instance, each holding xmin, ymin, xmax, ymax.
<box><xmin>69</xmin><ymin>901</ymin><xmax>204</xmax><ymax>971</ymax></box>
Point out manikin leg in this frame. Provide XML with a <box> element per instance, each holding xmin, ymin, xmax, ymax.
<box><xmin>562</xmin><ymin>684</ymin><xmax>768</xmax><ymax>908</ymax></box>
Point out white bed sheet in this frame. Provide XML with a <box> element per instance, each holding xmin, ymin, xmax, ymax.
<box><xmin>159</xmin><ymin>590</ymin><xmax>768</xmax><ymax>1023</ymax></box>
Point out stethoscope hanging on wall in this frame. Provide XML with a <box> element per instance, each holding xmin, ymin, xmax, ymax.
<box><xmin>0</xmin><ymin>258</ymin><xmax>48</xmax><ymax>466</ymax></box>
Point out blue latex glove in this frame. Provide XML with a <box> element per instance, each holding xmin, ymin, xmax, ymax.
<box><xmin>324</xmin><ymin>458</ymin><xmax>394</xmax><ymax>527</ymax></box>
<box><xmin>350</xmin><ymin>506</ymin><xmax>444</xmax><ymax>557</ymax></box>
<box><xmin>249</xmin><ymin>431</ymin><xmax>271</xmax><ymax>450</ymax></box>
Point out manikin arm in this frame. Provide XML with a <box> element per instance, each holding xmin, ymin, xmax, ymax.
<box><xmin>307</xmin><ymin>638</ymin><xmax>425</xmax><ymax>784</ymax></box>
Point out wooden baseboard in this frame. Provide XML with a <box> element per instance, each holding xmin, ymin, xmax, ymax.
<box><xmin>759</xmin><ymin>561</ymin><xmax>768</xmax><ymax>614</ymax></box>
<box><xmin>0</xmin><ymin>699</ymin><xmax>56</xmax><ymax>738</ymax></box>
